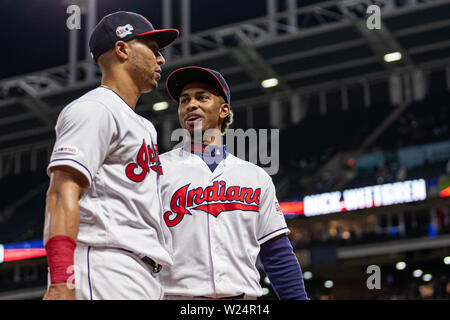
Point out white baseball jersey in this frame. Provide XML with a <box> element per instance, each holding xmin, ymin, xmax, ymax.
<box><xmin>47</xmin><ymin>86</ymin><xmax>172</xmax><ymax>268</ymax></box>
<box><xmin>157</xmin><ymin>147</ymin><xmax>289</xmax><ymax>298</ymax></box>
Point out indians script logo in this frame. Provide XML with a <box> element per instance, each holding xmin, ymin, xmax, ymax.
<box><xmin>126</xmin><ymin>139</ymin><xmax>162</xmax><ymax>182</ymax></box>
<box><xmin>164</xmin><ymin>181</ymin><xmax>261</xmax><ymax>227</ymax></box>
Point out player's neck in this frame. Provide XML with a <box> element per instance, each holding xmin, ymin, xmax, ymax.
<box><xmin>188</xmin><ymin>128</ymin><xmax>223</xmax><ymax>146</ymax></box>
<box><xmin>188</xmin><ymin>137</ymin><xmax>222</xmax><ymax>146</ymax></box>
<box><xmin>202</xmin><ymin>140</ymin><xmax>222</xmax><ymax>146</ymax></box>
<box><xmin>101</xmin><ymin>75</ymin><xmax>140</xmax><ymax>110</ymax></box>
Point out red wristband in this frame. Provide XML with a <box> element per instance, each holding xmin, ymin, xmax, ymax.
<box><xmin>45</xmin><ymin>235</ymin><xmax>77</xmax><ymax>285</ymax></box>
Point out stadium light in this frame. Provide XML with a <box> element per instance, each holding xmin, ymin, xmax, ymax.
<box><xmin>303</xmin><ymin>271</ymin><xmax>313</xmax><ymax>280</ymax></box>
<box><xmin>261</xmin><ymin>78</ymin><xmax>279</xmax><ymax>88</ymax></box>
<box><xmin>422</xmin><ymin>274</ymin><xmax>432</xmax><ymax>282</ymax></box>
<box><xmin>443</xmin><ymin>256</ymin><xmax>450</xmax><ymax>265</ymax></box>
<box><xmin>264</xmin><ymin>276</ymin><xmax>270</xmax><ymax>284</ymax></box>
<box><xmin>324</xmin><ymin>280</ymin><xmax>333</xmax><ymax>288</ymax></box>
<box><xmin>153</xmin><ymin>101</ymin><xmax>169</xmax><ymax>111</ymax></box>
<box><xmin>395</xmin><ymin>261</ymin><xmax>407</xmax><ymax>270</ymax></box>
<box><xmin>262</xmin><ymin>287</ymin><xmax>270</xmax><ymax>295</ymax></box>
<box><xmin>384</xmin><ymin>52</ymin><xmax>402</xmax><ymax>63</ymax></box>
<box><xmin>412</xmin><ymin>269</ymin><xmax>423</xmax><ymax>278</ymax></box>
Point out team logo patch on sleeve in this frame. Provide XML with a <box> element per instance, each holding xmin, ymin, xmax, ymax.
<box><xmin>53</xmin><ymin>146</ymin><xmax>78</xmax><ymax>155</ymax></box>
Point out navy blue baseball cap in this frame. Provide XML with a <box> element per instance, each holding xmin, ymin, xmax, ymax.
<box><xmin>166</xmin><ymin>66</ymin><xmax>231</xmax><ymax>105</ymax></box>
<box><xmin>89</xmin><ymin>11</ymin><xmax>179</xmax><ymax>62</ymax></box>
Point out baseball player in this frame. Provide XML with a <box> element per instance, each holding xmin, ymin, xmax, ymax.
<box><xmin>42</xmin><ymin>11</ymin><xmax>179</xmax><ymax>300</ymax></box>
<box><xmin>157</xmin><ymin>66</ymin><xmax>308</xmax><ymax>300</ymax></box>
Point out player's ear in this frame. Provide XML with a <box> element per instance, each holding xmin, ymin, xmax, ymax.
<box><xmin>219</xmin><ymin>103</ymin><xmax>230</xmax><ymax>120</ymax></box>
<box><xmin>114</xmin><ymin>40</ymin><xmax>130</xmax><ymax>61</ymax></box>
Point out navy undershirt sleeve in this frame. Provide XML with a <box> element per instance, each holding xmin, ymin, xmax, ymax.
<box><xmin>259</xmin><ymin>235</ymin><xmax>309</xmax><ymax>300</ymax></box>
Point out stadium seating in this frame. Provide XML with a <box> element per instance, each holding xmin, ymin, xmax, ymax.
<box><xmin>0</xmin><ymin>170</ymin><xmax>48</xmax><ymax>243</ymax></box>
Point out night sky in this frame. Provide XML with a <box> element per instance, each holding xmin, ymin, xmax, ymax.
<box><xmin>0</xmin><ymin>0</ymin><xmax>326</xmax><ymax>79</ymax></box>
<box><xmin>0</xmin><ymin>0</ymin><xmax>273</xmax><ymax>79</ymax></box>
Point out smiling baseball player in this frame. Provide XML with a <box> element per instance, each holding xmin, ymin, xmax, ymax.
<box><xmin>42</xmin><ymin>11</ymin><xmax>179</xmax><ymax>300</ymax></box>
<box><xmin>157</xmin><ymin>66</ymin><xmax>308</xmax><ymax>300</ymax></box>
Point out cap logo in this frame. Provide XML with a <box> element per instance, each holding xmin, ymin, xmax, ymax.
<box><xmin>116</xmin><ymin>24</ymin><xmax>134</xmax><ymax>38</ymax></box>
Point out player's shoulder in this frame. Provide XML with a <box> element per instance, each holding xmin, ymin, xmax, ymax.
<box><xmin>225</xmin><ymin>153</ymin><xmax>272</xmax><ymax>180</ymax></box>
<box><xmin>60</xmin><ymin>87</ymin><xmax>113</xmax><ymax>117</ymax></box>
<box><xmin>160</xmin><ymin>147</ymin><xmax>185</xmax><ymax>162</ymax></box>
<box><xmin>139</xmin><ymin>115</ymin><xmax>157</xmax><ymax>132</ymax></box>
<box><xmin>225</xmin><ymin>152</ymin><xmax>265</xmax><ymax>171</ymax></box>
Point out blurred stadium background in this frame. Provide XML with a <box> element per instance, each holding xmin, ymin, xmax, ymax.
<box><xmin>0</xmin><ymin>0</ymin><xmax>449</xmax><ymax>300</ymax></box>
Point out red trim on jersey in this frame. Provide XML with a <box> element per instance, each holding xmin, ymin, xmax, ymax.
<box><xmin>193</xmin><ymin>203</ymin><xmax>260</xmax><ymax>217</ymax></box>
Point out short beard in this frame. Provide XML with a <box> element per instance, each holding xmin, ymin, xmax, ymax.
<box><xmin>130</xmin><ymin>52</ymin><xmax>155</xmax><ymax>93</ymax></box>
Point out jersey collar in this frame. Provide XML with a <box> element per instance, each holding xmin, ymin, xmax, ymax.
<box><xmin>99</xmin><ymin>86</ymin><xmax>135</xmax><ymax>112</ymax></box>
<box><xmin>182</xmin><ymin>142</ymin><xmax>228</xmax><ymax>173</ymax></box>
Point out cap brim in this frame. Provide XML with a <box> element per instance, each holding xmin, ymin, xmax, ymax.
<box><xmin>137</xmin><ymin>29</ymin><xmax>179</xmax><ymax>50</ymax></box>
<box><xmin>166</xmin><ymin>66</ymin><xmax>228</xmax><ymax>103</ymax></box>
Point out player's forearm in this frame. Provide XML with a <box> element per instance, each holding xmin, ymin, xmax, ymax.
<box><xmin>44</xmin><ymin>186</ymin><xmax>80</xmax><ymax>244</ymax></box>
<box><xmin>260</xmin><ymin>236</ymin><xmax>309</xmax><ymax>300</ymax></box>
<box><xmin>43</xmin><ymin>176</ymin><xmax>83</xmax><ymax>290</ymax></box>
<box><xmin>43</xmin><ymin>168</ymin><xmax>86</xmax><ymax>244</ymax></box>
